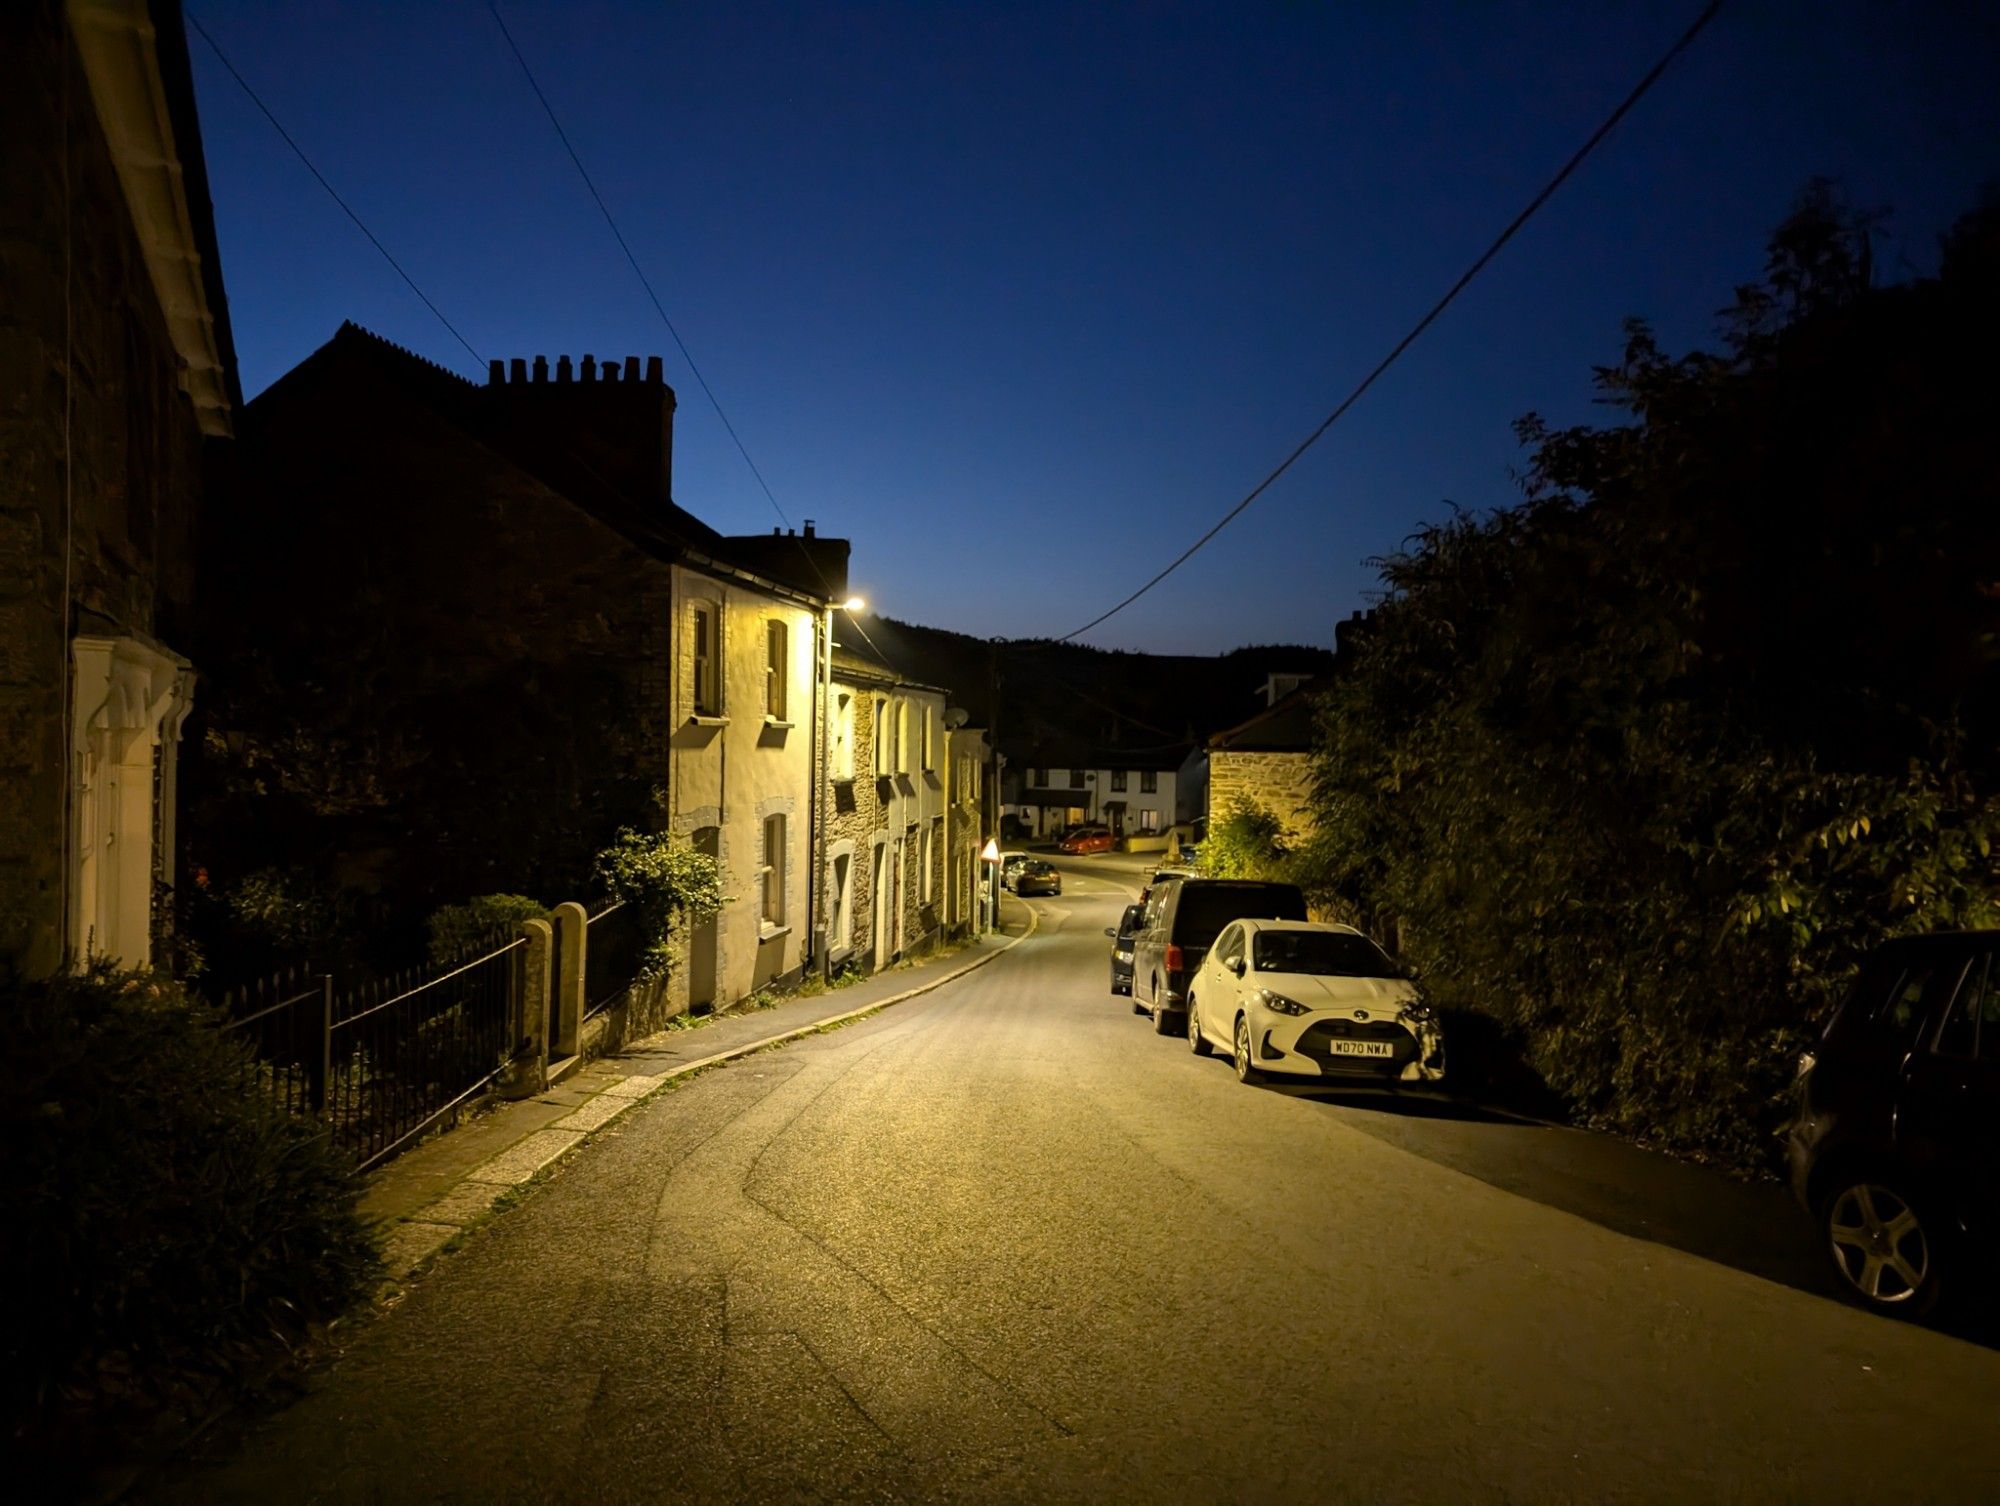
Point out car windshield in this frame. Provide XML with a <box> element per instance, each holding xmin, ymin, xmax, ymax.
<box><xmin>1173</xmin><ymin>885</ymin><xmax>1307</xmax><ymax>948</ymax></box>
<box><xmin>1253</xmin><ymin>930</ymin><xmax>1399</xmax><ymax>978</ymax></box>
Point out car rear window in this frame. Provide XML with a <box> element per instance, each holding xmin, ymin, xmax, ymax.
<box><xmin>1254</xmin><ymin>930</ymin><xmax>1398</xmax><ymax>978</ymax></box>
<box><xmin>1835</xmin><ymin>951</ymin><xmax>1968</xmax><ymax>1048</ymax></box>
<box><xmin>1172</xmin><ymin>884</ymin><xmax>1308</xmax><ymax>947</ymax></box>
<box><xmin>1117</xmin><ymin>904</ymin><xmax>1144</xmax><ymax>938</ymax></box>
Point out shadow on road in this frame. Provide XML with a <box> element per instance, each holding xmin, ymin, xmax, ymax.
<box><xmin>1268</xmin><ymin>1080</ymin><xmax>1999</xmax><ymax>1351</ymax></box>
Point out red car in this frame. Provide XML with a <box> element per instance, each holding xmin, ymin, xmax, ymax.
<box><xmin>1059</xmin><ymin>826</ymin><xmax>1116</xmax><ymax>855</ymax></box>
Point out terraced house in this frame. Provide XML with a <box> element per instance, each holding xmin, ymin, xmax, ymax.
<box><xmin>202</xmin><ymin>325</ymin><xmax>850</xmax><ymax>1017</ymax></box>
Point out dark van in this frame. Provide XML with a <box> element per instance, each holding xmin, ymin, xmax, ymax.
<box><xmin>1130</xmin><ymin>878</ymin><xmax>1308</xmax><ymax>1035</ymax></box>
<box><xmin>1788</xmin><ymin>932</ymin><xmax>2000</xmax><ymax>1319</ymax></box>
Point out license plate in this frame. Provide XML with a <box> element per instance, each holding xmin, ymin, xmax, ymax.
<box><xmin>1327</xmin><ymin>1040</ymin><xmax>1394</xmax><ymax>1058</ymax></box>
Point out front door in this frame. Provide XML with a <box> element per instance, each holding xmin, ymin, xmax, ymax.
<box><xmin>871</xmin><ymin>842</ymin><xmax>889</xmax><ymax>971</ymax></box>
<box><xmin>688</xmin><ymin>826</ymin><xmax>720</xmax><ymax>1009</ymax></box>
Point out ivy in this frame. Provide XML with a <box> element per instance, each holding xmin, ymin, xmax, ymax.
<box><xmin>592</xmin><ymin>830</ymin><xmax>728</xmax><ymax>981</ymax></box>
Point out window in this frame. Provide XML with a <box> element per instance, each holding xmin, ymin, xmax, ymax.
<box><xmin>831</xmin><ymin>852</ymin><xmax>852</xmax><ymax>948</ymax></box>
<box><xmin>832</xmin><ymin>692</ymin><xmax>855</xmax><ymax>780</ymax></box>
<box><xmin>1936</xmin><ymin>955</ymin><xmax>1998</xmax><ymax>1059</ymax></box>
<box><xmin>1216</xmin><ymin>924</ymin><xmax>1244</xmax><ymax>968</ymax></box>
<box><xmin>1110</xmin><ymin>770</ymin><xmax>1128</xmax><ymax>793</ymax></box>
<box><xmin>1139</xmin><ymin>809</ymin><xmax>1160</xmax><ymax>834</ymax></box>
<box><xmin>895</xmin><ymin>701</ymin><xmax>909</xmax><ymax>774</ymax></box>
<box><xmin>873</xmin><ymin>698</ymin><xmax>890</xmax><ymax>776</ymax></box>
<box><xmin>765</xmin><ymin>620</ymin><xmax>788</xmax><ymax>719</ymax></box>
<box><xmin>931</xmin><ymin>819</ymin><xmax>943</xmax><ymax>899</ymax></box>
<box><xmin>692</xmin><ymin>602</ymin><xmax>721</xmax><ymax>716</ymax></box>
<box><xmin>1140</xmin><ymin>770</ymin><xmax>1158</xmax><ymax>794</ymax></box>
<box><xmin>921</xmin><ymin>825</ymin><xmax>933</xmax><ymax>905</ymax></box>
<box><xmin>1069</xmin><ymin>769</ymin><xmax>1085</xmax><ymax>789</ymax></box>
<box><xmin>761</xmin><ymin>814</ymin><xmax>786</xmax><ymax>927</ymax></box>
<box><xmin>921</xmin><ymin>706</ymin><xmax>934</xmax><ymax>769</ymax></box>
<box><xmin>1025</xmin><ymin>767</ymin><xmax>1040</xmax><ymax>788</ymax></box>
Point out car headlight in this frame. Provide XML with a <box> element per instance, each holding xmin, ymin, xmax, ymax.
<box><xmin>1399</xmin><ymin>1001</ymin><xmax>1435</xmax><ymax>1024</ymax></box>
<box><xmin>1257</xmin><ymin>990</ymin><xmax>1309</xmax><ymax>1017</ymax></box>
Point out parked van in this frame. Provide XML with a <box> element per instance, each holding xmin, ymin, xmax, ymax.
<box><xmin>1130</xmin><ymin>878</ymin><xmax>1308</xmax><ymax>1035</ymax></box>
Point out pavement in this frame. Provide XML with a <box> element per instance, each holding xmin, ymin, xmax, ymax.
<box><xmin>146</xmin><ymin>853</ymin><xmax>2000</xmax><ymax>1504</ymax></box>
<box><xmin>360</xmin><ymin>898</ymin><xmax>1038</xmax><ymax>1281</ymax></box>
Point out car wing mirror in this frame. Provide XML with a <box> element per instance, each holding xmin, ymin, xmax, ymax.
<box><xmin>1227</xmin><ymin>957</ymin><xmax>1246</xmax><ymax>977</ymax></box>
<box><xmin>1103</xmin><ymin>927</ymin><xmax>1118</xmax><ymax>938</ymax></box>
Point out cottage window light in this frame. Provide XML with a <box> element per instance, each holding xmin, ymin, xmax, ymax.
<box><xmin>1141</xmin><ymin>770</ymin><xmax>1158</xmax><ymax>794</ymax></box>
<box><xmin>692</xmin><ymin>602</ymin><xmax>721</xmax><ymax>716</ymax></box>
<box><xmin>762</xmin><ymin>814</ymin><xmax>786</xmax><ymax>927</ymax></box>
<box><xmin>765</xmin><ymin>620</ymin><xmax>789</xmax><ymax>720</ymax></box>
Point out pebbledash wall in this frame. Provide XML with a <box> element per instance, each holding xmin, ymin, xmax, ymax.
<box><xmin>1206</xmin><ymin>748</ymin><xmax>1316</xmax><ymax>844</ymax></box>
<box><xmin>0</xmin><ymin>0</ymin><xmax>234</xmax><ymax>976</ymax></box>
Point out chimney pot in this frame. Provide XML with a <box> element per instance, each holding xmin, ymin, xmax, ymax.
<box><xmin>556</xmin><ymin>355</ymin><xmax>573</xmax><ymax>383</ymax></box>
<box><xmin>488</xmin><ymin>359</ymin><xmax>504</xmax><ymax>386</ymax></box>
<box><xmin>532</xmin><ymin>355</ymin><xmax>549</xmax><ymax>383</ymax></box>
<box><xmin>581</xmin><ymin>354</ymin><xmax>597</xmax><ymax>381</ymax></box>
<box><xmin>603</xmin><ymin>361</ymin><xmax>619</xmax><ymax>382</ymax></box>
<box><xmin>624</xmin><ymin>356</ymin><xmax>640</xmax><ymax>382</ymax></box>
<box><xmin>646</xmin><ymin>355</ymin><xmax>664</xmax><ymax>383</ymax></box>
<box><xmin>509</xmin><ymin>357</ymin><xmax>527</xmax><ymax>383</ymax></box>
<box><xmin>803</xmin><ymin>519</ymin><xmax>816</xmax><ymax>538</ymax></box>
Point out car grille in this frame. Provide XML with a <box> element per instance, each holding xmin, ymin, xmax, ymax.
<box><xmin>1292</xmin><ymin>1018</ymin><xmax>1415</xmax><ymax>1074</ymax></box>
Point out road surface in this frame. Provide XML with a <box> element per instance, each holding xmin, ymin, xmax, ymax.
<box><xmin>154</xmin><ymin>855</ymin><xmax>2000</xmax><ymax>1503</ymax></box>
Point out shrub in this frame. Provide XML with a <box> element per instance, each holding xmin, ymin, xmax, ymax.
<box><xmin>1198</xmin><ymin>798</ymin><xmax>1291</xmax><ymax>882</ymax></box>
<box><xmin>0</xmin><ymin>965</ymin><xmax>377</xmax><ymax>1433</ymax></box>
<box><xmin>425</xmin><ymin>892</ymin><xmax>549</xmax><ymax>964</ymax></box>
<box><xmin>593</xmin><ymin>830</ymin><xmax>727</xmax><ymax>980</ymax></box>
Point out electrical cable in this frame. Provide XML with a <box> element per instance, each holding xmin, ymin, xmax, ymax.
<box><xmin>185</xmin><ymin>10</ymin><xmax>484</xmax><ymax>366</ymax></box>
<box><xmin>1051</xmin><ymin>0</ymin><xmax>1726</xmax><ymax>644</ymax></box>
<box><xmin>483</xmin><ymin>3</ymin><xmax>900</xmax><ymax>673</ymax></box>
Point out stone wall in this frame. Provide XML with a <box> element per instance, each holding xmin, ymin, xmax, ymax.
<box><xmin>0</xmin><ymin>3</ymin><xmax>210</xmax><ymax>974</ymax></box>
<box><xmin>1207</xmin><ymin>749</ymin><xmax>1316</xmax><ymax>843</ymax></box>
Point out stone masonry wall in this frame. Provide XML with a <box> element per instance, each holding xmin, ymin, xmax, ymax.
<box><xmin>0</xmin><ymin>3</ymin><xmax>210</xmax><ymax>973</ymax></box>
<box><xmin>1208</xmin><ymin>750</ymin><xmax>1316</xmax><ymax>844</ymax></box>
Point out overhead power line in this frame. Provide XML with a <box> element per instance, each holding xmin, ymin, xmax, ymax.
<box><xmin>483</xmin><ymin>3</ymin><xmax>900</xmax><ymax>671</ymax></box>
<box><xmin>184</xmin><ymin>10</ymin><xmax>483</xmax><ymax>365</ymax></box>
<box><xmin>1053</xmin><ymin>0</ymin><xmax>1726</xmax><ymax>644</ymax></box>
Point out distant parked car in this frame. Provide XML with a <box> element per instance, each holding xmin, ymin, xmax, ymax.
<box><xmin>1185</xmin><ymin>920</ymin><xmax>1444</xmax><ymax>1087</ymax></box>
<box><xmin>1788</xmin><ymin>932</ymin><xmax>2000</xmax><ymax>1319</ymax></box>
<box><xmin>1130</xmin><ymin>877</ymin><xmax>1308</xmax><ymax>1035</ymax></box>
<box><xmin>1009</xmin><ymin>859</ymin><xmax>1063</xmax><ymax>897</ymax></box>
<box><xmin>999</xmin><ymin>852</ymin><xmax>1033</xmax><ymax>888</ymax></box>
<box><xmin>1058</xmin><ymin>826</ymin><xmax>1116</xmax><ymax>855</ymax></box>
<box><xmin>1105</xmin><ymin>903</ymin><xmax>1145</xmax><ymax>995</ymax></box>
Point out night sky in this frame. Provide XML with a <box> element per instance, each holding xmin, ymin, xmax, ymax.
<box><xmin>187</xmin><ymin>1</ymin><xmax>1999</xmax><ymax>654</ymax></box>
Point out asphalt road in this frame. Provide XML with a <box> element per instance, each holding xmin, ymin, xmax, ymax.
<box><xmin>156</xmin><ymin>855</ymin><xmax>2000</xmax><ymax>1504</ymax></box>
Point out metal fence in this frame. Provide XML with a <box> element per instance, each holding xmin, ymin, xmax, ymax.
<box><xmin>220</xmin><ymin>934</ymin><xmax>524</xmax><ymax>1172</ymax></box>
<box><xmin>583</xmin><ymin>900</ymin><xmax>641</xmax><ymax>1019</ymax></box>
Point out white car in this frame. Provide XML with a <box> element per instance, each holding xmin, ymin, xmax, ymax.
<box><xmin>1185</xmin><ymin>919</ymin><xmax>1445</xmax><ymax>1086</ymax></box>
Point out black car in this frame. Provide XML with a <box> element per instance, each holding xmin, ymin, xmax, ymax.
<box><xmin>1010</xmin><ymin>859</ymin><xmax>1062</xmax><ymax>897</ymax></box>
<box><xmin>1788</xmin><ymin>931</ymin><xmax>2000</xmax><ymax>1319</ymax></box>
<box><xmin>1130</xmin><ymin>878</ymin><xmax>1308</xmax><ymax>1035</ymax></box>
<box><xmin>1105</xmin><ymin>903</ymin><xmax>1145</xmax><ymax>995</ymax></box>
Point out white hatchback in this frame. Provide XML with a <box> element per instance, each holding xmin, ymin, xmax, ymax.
<box><xmin>1185</xmin><ymin>919</ymin><xmax>1445</xmax><ymax>1086</ymax></box>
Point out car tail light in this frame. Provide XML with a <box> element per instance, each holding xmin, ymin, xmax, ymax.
<box><xmin>1165</xmin><ymin>944</ymin><xmax>1184</xmax><ymax>973</ymax></box>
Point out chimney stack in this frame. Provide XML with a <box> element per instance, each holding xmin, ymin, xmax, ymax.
<box><xmin>646</xmin><ymin>356</ymin><xmax>664</xmax><ymax>383</ymax></box>
<box><xmin>488</xmin><ymin>359</ymin><xmax>503</xmax><ymax>385</ymax></box>
<box><xmin>510</xmin><ymin>357</ymin><xmax>527</xmax><ymax>383</ymax></box>
<box><xmin>624</xmin><ymin>356</ymin><xmax>640</xmax><ymax>382</ymax></box>
<box><xmin>532</xmin><ymin>355</ymin><xmax>549</xmax><ymax>383</ymax></box>
<box><xmin>581</xmin><ymin>354</ymin><xmax>597</xmax><ymax>381</ymax></box>
<box><xmin>556</xmin><ymin>355</ymin><xmax>573</xmax><ymax>383</ymax></box>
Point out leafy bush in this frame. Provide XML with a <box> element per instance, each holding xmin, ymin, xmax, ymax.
<box><xmin>593</xmin><ymin>830</ymin><xmax>727</xmax><ymax>980</ymax></box>
<box><xmin>1298</xmin><ymin>186</ymin><xmax>2000</xmax><ymax>1171</ymax></box>
<box><xmin>425</xmin><ymin>892</ymin><xmax>549</xmax><ymax>964</ymax></box>
<box><xmin>0</xmin><ymin>965</ymin><xmax>376</xmax><ymax>1432</ymax></box>
<box><xmin>1197</xmin><ymin>798</ymin><xmax>1292</xmax><ymax>882</ymax></box>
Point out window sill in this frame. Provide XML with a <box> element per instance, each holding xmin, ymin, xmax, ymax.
<box><xmin>764</xmin><ymin>716</ymin><xmax>794</xmax><ymax>730</ymax></box>
<box><xmin>688</xmin><ymin>714</ymin><xmax>729</xmax><ymax>728</ymax></box>
<box><xmin>757</xmin><ymin>923</ymin><xmax>792</xmax><ymax>943</ymax></box>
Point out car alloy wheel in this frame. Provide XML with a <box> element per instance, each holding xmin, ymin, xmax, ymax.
<box><xmin>1233</xmin><ymin>1015</ymin><xmax>1260</xmax><ymax>1085</ymax></box>
<box><xmin>1825</xmin><ymin>1180</ymin><xmax>1936</xmax><ymax>1312</ymax></box>
<box><xmin>1187</xmin><ymin>997</ymin><xmax>1211</xmax><ymax>1056</ymax></box>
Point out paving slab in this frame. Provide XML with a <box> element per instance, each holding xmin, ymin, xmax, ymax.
<box><xmin>473</xmin><ymin>1128</ymin><xmax>584</xmax><ymax>1185</ymax></box>
<box><xmin>553</xmin><ymin>1094</ymin><xmax>634</xmax><ymax>1133</ymax></box>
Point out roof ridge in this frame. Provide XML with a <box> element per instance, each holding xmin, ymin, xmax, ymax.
<box><xmin>335</xmin><ymin>320</ymin><xmax>477</xmax><ymax>389</ymax></box>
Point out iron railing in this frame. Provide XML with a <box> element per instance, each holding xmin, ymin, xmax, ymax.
<box><xmin>218</xmin><ymin>933</ymin><xmax>524</xmax><ymax>1172</ymax></box>
<box><xmin>583</xmin><ymin>900</ymin><xmax>641</xmax><ymax>1019</ymax></box>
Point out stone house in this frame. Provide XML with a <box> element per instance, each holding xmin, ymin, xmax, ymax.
<box><xmin>0</xmin><ymin>0</ymin><xmax>239</xmax><ymax>975</ymax></box>
<box><xmin>1204</xmin><ymin>677</ymin><xmax>1322</xmax><ymax>843</ymax></box>
<box><xmin>202</xmin><ymin>324</ymin><xmax>848</xmax><ymax>1013</ymax></box>
<box><xmin>822</xmin><ymin>624</ymin><xmax>951</xmax><ymax>971</ymax></box>
<box><xmin>943</xmin><ymin>717</ymin><xmax>991</xmax><ymax>938</ymax></box>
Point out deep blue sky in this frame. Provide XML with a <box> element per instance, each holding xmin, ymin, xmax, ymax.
<box><xmin>187</xmin><ymin>1</ymin><xmax>1999</xmax><ymax>653</ymax></box>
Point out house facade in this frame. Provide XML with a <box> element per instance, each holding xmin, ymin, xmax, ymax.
<box><xmin>204</xmin><ymin>325</ymin><xmax>848</xmax><ymax>1016</ymax></box>
<box><xmin>822</xmin><ymin>630</ymin><xmax>950</xmax><ymax>972</ymax></box>
<box><xmin>1006</xmin><ymin>750</ymin><xmax>1185</xmax><ymax>846</ymax></box>
<box><xmin>1205</xmin><ymin>678</ymin><xmax>1322</xmax><ymax>843</ymax></box>
<box><xmin>0</xmin><ymin>0</ymin><xmax>238</xmax><ymax>975</ymax></box>
<box><xmin>943</xmin><ymin>718</ymin><xmax>991</xmax><ymax>937</ymax></box>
